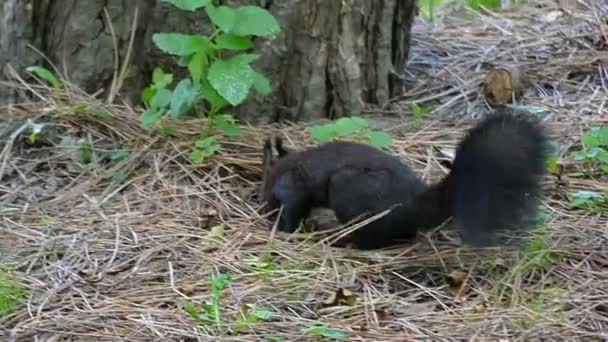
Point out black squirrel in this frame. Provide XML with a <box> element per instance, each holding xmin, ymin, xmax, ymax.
<box><xmin>261</xmin><ymin>112</ymin><xmax>548</xmax><ymax>250</ymax></box>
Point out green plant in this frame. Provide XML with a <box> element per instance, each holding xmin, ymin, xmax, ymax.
<box><xmin>568</xmin><ymin>190</ymin><xmax>608</xmax><ymax>211</ymax></box>
<box><xmin>305</xmin><ymin>325</ymin><xmax>347</xmax><ymax>341</ymax></box>
<box><xmin>0</xmin><ymin>271</ymin><xmax>27</xmax><ymax>317</ymax></box>
<box><xmin>25</xmin><ymin>66</ymin><xmax>62</xmax><ymax>89</ymax></box>
<box><xmin>411</xmin><ymin>102</ymin><xmax>431</xmax><ymax>121</ymax></box>
<box><xmin>234</xmin><ymin>307</ymin><xmax>273</xmax><ymax>333</ymax></box>
<box><xmin>183</xmin><ymin>273</ymin><xmax>232</xmax><ymax>332</ymax></box>
<box><xmin>141</xmin><ymin>0</ymin><xmax>279</xmax><ymax>163</ymax></box>
<box><xmin>540</xmin><ymin>139</ymin><xmax>561</xmax><ymax>174</ymax></box>
<box><xmin>571</xmin><ymin>127</ymin><xmax>608</xmax><ymax>175</ymax></box>
<box><xmin>309</xmin><ymin>117</ymin><xmax>393</xmax><ymax>150</ymax></box>
<box><xmin>27</xmin><ymin>123</ymin><xmax>45</xmax><ymax>145</ymax></box>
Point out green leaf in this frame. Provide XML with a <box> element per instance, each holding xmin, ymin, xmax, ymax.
<box><xmin>152</xmin><ymin>33</ymin><xmax>211</xmax><ymax>56</ymax></box>
<box><xmin>158</xmin><ymin>125</ymin><xmax>176</xmax><ymax>137</ymax></box>
<box><xmin>231</xmin><ymin>6</ymin><xmax>281</xmax><ymax>37</ymax></box>
<box><xmin>152</xmin><ymin>67</ymin><xmax>174</xmax><ymax>88</ymax></box>
<box><xmin>195</xmin><ymin>136</ymin><xmax>219</xmax><ymax>149</ymax></box>
<box><xmin>151</xmin><ymin>88</ymin><xmax>172</xmax><ymax>109</ymax></box>
<box><xmin>252</xmin><ymin>70</ymin><xmax>272</xmax><ymax>95</ymax></box>
<box><xmin>310</xmin><ymin>125</ymin><xmax>336</xmax><ymax>143</ymax></box>
<box><xmin>215</xmin><ymin>33</ymin><xmax>254</xmax><ymax>51</ymax></box>
<box><xmin>188</xmin><ymin>51</ymin><xmax>206</xmax><ymax>84</ymax></box>
<box><xmin>142</xmin><ymin>86</ymin><xmax>157</xmax><ymax>105</ymax></box>
<box><xmin>201</xmin><ymin>78</ymin><xmax>228</xmax><ymax>113</ymax></box>
<box><xmin>161</xmin><ymin>0</ymin><xmax>211</xmax><ymax>11</ymax></box>
<box><xmin>205</xmin><ymin>5</ymin><xmax>236</xmax><ymax>33</ymax></box>
<box><xmin>334</xmin><ymin>117</ymin><xmax>368</xmax><ymax>136</ymax></box>
<box><xmin>305</xmin><ymin>325</ymin><xmax>347</xmax><ymax>341</ymax></box>
<box><xmin>545</xmin><ymin>155</ymin><xmax>558</xmax><ymax>174</ymax></box>
<box><xmin>214</xmin><ymin>114</ymin><xmax>241</xmax><ymax>137</ymax></box>
<box><xmin>26</xmin><ymin>66</ymin><xmax>61</xmax><ymax>88</ymax></box>
<box><xmin>207</xmin><ymin>54</ymin><xmax>259</xmax><ymax>106</ymax></box>
<box><xmin>582</xmin><ymin>127</ymin><xmax>608</xmax><ymax>148</ymax></box>
<box><xmin>0</xmin><ymin>272</ymin><xmax>27</xmax><ymax>317</ymax></box>
<box><xmin>170</xmin><ymin>79</ymin><xmax>201</xmax><ymax>118</ymax></box>
<box><xmin>178</xmin><ymin>54</ymin><xmax>193</xmax><ymax>67</ymax></box>
<box><xmin>141</xmin><ymin>107</ymin><xmax>165</xmax><ymax>129</ymax></box>
<box><xmin>569</xmin><ymin>190</ymin><xmax>604</xmax><ymax>208</ymax></box>
<box><xmin>209</xmin><ymin>224</ymin><xmax>225</xmax><ymax>238</ymax></box>
<box><xmin>254</xmin><ymin>310</ymin><xmax>273</xmax><ymax>320</ymax></box>
<box><xmin>108</xmin><ymin>149</ymin><xmax>129</xmax><ymax>162</ymax></box>
<box><xmin>80</xmin><ymin>142</ymin><xmax>93</xmax><ymax>164</ymax></box>
<box><xmin>183</xmin><ymin>302</ymin><xmax>205</xmax><ymax>324</ymax></box>
<box><xmin>367</xmin><ymin>131</ymin><xmax>392</xmax><ymax>149</ymax></box>
<box><xmin>190</xmin><ymin>149</ymin><xmax>204</xmax><ymax>163</ymax></box>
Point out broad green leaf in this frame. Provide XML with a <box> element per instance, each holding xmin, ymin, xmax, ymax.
<box><xmin>205</xmin><ymin>5</ymin><xmax>236</xmax><ymax>33</ymax></box>
<box><xmin>231</xmin><ymin>6</ymin><xmax>280</xmax><ymax>37</ymax></box>
<box><xmin>190</xmin><ymin>149</ymin><xmax>204</xmax><ymax>163</ymax></box>
<box><xmin>170</xmin><ymin>79</ymin><xmax>201</xmax><ymax>118</ymax></box>
<box><xmin>195</xmin><ymin>136</ymin><xmax>217</xmax><ymax>149</ymax></box>
<box><xmin>178</xmin><ymin>54</ymin><xmax>193</xmax><ymax>67</ymax></box>
<box><xmin>215</xmin><ymin>33</ymin><xmax>254</xmax><ymax>50</ymax></box>
<box><xmin>152</xmin><ymin>33</ymin><xmax>211</xmax><ymax>56</ymax></box>
<box><xmin>201</xmin><ymin>78</ymin><xmax>228</xmax><ymax>113</ymax></box>
<box><xmin>252</xmin><ymin>70</ymin><xmax>272</xmax><ymax>95</ymax></box>
<box><xmin>151</xmin><ymin>88</ymin><xmax>172</xmax><ymax>109</ymax></box>
<box><xmin>142</xmin><ymin>86</ymin><xmax>157</xmax><ymax>105</ymax></box>
<box><xmin>188</xmin><ymin>51</ymin><xmax>206</xmax><ymax>84</ymax></box>
<box><xmin>152</xmin><ymin>67</ymin><xmax>174</xmax><ymax>88</ymax></box>
<box><xmin>569</xmin><ymin>190</ymin><xmax>604</xmax><ymax>208</ymax></box>
<box><xmin>161</xmin><ymin>0</ymin><xmax>210</xmax><ymax>11</ymax></box>
<box><xmin>141</xmin><ymin>107</ymin><xmax>165</xmax><ymax>129</ymax></box>
<box><xmin>368</xmin><ymin>131</ymin><xmax>392</xmax><ymax>149</ymax></box>
<box><xmin>310</xmin><ymin>125</ymin><xmax>336</xmax><ymax>143</ymax></box>
<box><xmin>26</xmin><ymin>66</ymin><xmax>61</xmax><ymax>88</ymax></box>
<box><xmin>207</xmin><ymin>54</ymin><xmax>260</xmax><ymax>106</ymax></box>
<box><xmin>214</xmin><ymin>114</ymin><xmax>241</xmax><ymax>137</ymax></box>
<box><xmin>582</xmin><ymin>127</ymin><xmax>608</xmax><ymax>148</ymax></box>
<box><xmin>305</xmin><ymin>325</ymin><xmax>347</xmax><ymax>341</ymax></box>
<box><xmin>334</xmin><ymin>117</ymin><xmax>367</xmax><ymax>136</ymax></box>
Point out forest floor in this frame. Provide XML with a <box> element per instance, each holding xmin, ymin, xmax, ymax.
<box><xmin>1</xmin><ymin>0</ymin><xmax>607</xmax><ymax>341</ymax></box>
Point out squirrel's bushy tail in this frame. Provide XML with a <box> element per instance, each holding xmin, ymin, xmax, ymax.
<box><xmin>436</xmin><ymin>112</ymin><xmax>548</xmax><ymax>246</ymax></box>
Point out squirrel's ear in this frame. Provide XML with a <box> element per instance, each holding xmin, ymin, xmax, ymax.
<box><xmin>274</xmin><ymin>136</ymin><xmax>291</xmax><ymax>158</ymax></box>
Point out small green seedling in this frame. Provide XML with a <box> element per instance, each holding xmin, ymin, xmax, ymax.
<box><xmin>411</xmin><ymin>102</ymin><xmax>431</xmax><ymax>121</ymax></box>
<box><xmin>190</xmin><ymin>136</ymin><xmax>222</xmax><ymax>163</ymax></box>
<box><xmin>183</xmin><ymin>273</ymin><xmax>232</xmax><ymax>332</ymax></box>
<box><xmin>305</xmin><ymin>325</ymin><xmax>347</xmax><ymax>341</ymax></box>
<box><xmin>234</xmin><ymin>308</ymin><xmax>273</xmax><ymax>333</ymax></box>
<box><xmin>310</xmin><ymin>116</ymin><xmax>393</xmax><ymax>150</ymax></box>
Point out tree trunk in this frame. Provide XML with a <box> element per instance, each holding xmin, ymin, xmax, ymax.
<box><xmin>0</xmin><ymin>0</ymin><xmax>416</xmax><ymax>124</ymax></box>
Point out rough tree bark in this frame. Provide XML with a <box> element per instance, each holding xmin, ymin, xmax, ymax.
<box><xmin>0</xmin><ymin>0</ymin><xmax>416</xmax><ymax>123</ymax></box>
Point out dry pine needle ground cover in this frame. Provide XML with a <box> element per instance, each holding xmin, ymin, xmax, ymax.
<box><xmin>1</xmin><ymin>0</ymin><xmax>607</xmax><ymax>340</ymax></box>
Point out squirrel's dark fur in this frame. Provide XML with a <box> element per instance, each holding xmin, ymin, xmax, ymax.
<box><xmin>261</xmin><ymin>112</ymin><xmax>548</xmax><ymax>250</ymax></box>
